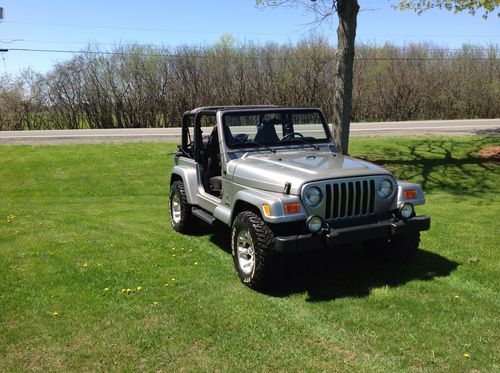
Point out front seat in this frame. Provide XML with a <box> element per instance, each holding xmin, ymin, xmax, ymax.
<box><xmin>254</xmin><ymin>120</ymin><xmax>279</xmax><ymax>144</ymax></box>
<box><xmin>205</xmin><ymin>127</ymin><xmax>222</xmax><ymax>196</ymax></box>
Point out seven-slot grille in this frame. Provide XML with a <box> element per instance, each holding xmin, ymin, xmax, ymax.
<box><xmin>325</xmin><ymin>179</ymin><xmax>376</xmax><ymax>220</ymax></box>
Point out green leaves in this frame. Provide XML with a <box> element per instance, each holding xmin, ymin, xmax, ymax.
<box><xmin>397</xmin><ymin>0</ymin><xmax>499</xmax><ymax>19</ymax></box>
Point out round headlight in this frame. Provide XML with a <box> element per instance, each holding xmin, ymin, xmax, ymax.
<box><xmin>307</xmin><ymin>215</ymin><xmax>323</xmax><ymax>233</ymax></box>
<box><xmin>399</xmin><ymin>203</ymin><xmax>414</xmax><ymax>220</ymax></box>
<box><xmin>304</xmin><ymin>186</ymin><xmax>323</xmax><ymax>207</ymax></box>
<box><xmin>378</xmin><ymin>179</ymin><xmax>394</xmax><ymax>198</ymax></box>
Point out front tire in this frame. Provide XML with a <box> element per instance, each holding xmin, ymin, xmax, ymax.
<box><xmin>231</xmin><ymin>211</ymin><xmax>279</xmax><ymax>290</ymax></box>
<box><xmin>364</xmin><ymin>232</ymin><xmax>420</xmax><ymax>262</ymax></box>
<box><xmin>170</xmin><ymin>181</ymin><xmax>194</xmax><ymax>233</ymax></box>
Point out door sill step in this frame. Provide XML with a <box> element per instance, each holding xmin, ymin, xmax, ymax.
<box><xmin>192</xmin><ymin>207</ymin><xmax>216</xmax><ymax>225</ymax></box>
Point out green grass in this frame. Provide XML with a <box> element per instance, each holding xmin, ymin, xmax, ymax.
<box><xmin>0</xmin><ymin>137</ymin><xmax>498</xmax><ymax>371</ymax></box>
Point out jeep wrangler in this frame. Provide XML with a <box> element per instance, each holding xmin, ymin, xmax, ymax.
<box><xmin>169</xmin><ymin>106</ymin><xmax>430</xmax><ymax>290</ymax></box>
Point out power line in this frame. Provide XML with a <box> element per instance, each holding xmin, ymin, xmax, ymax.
<box><xmin>3</xmin><ymin>47</ymin><xmax>498</xmax><ymax>61</ymax></box>
<box><xmin>1</xmin><ymin>39</ymin><xmax>498</xmax><ymax>52</ymax></box>
<box><xmin>3</xmin><ymin>20</ymin><xmax>500</xmax><ymax>39</ymax></box>
<box><xmin>358</xmin><ymin>34</ymin><xmax>500</xmax><ymax>38</ymax></box>
<box><xmin>2</xmin><ymin>20</ymin><xmax>288</xmax><ymax>37</ymax></box>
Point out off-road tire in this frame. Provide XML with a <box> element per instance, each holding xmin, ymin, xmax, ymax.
<box><xmin>231</xmin><ymin>211</ymin><xmax>279</xmax><ymax>290</ymax></box>
<box><xmin>364</xmin><ymin>232</ymin><xmax>420</xmax><ymax>262</ymax></box>
<box><xmin>170</xmin><ymin>181</ymin><xmax>194</xmax><ymax>233</ymax></box>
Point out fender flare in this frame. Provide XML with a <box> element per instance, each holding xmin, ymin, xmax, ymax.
<box><xmin>231</xmin><ymin>189</ymin><xmax>306</xmax><ymax>225</ymax></box>
<box><xmin>171</xmin><ymin>165</ymin><xmax>198</xmax><ymax>205</ymax></box>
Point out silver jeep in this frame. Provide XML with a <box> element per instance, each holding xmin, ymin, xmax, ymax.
<box><xmin>169</xmin><ymin>106</ymin><xmax>430</xmax><ymax>290</ymax></box>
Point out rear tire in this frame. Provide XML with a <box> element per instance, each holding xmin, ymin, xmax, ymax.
<box><xmin>231</xmin><ymin>211</ymin><xmax>280</xmax><ymax>290</ymax></box>
<box><xmin>170</xmin><ymin>181</ymin><xmax>194</xmax><ymax>233</ymax></box>
<box><xmin>364</xmin><ymin>232</ymin><xmax>420</xmax><ymax>262</ymax></box>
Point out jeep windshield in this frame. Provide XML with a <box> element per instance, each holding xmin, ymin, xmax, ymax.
<box><xmin>222</xmin><ymin>109</ymin><xmax>332</xmax><ymax>150</ymax></box>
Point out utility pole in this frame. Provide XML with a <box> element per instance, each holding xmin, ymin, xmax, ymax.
<box><xmin>0</xmin><ymin>6</ymin><xmax>7</xmax><ymax>52</ymax></box>
<box><xmin>0</xmin><ymin>7</ymin><xmax>8</xmax><ymax>52</ymax></box>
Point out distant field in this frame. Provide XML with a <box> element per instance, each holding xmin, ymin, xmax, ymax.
<box><xmin>0</xmin><ymin>137</ymin><xmax>498</xmax><ymax>371</ymax></box>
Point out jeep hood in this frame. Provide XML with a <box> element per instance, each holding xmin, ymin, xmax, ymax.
<box><xmin>228</xmin><ymin>150</ymin><xmax>390</xmax><ymax>195</ymax></box>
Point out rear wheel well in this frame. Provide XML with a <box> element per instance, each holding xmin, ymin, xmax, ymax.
<box><xmin>231</xmin><ymin>200</ymin><xmax>262</xmax><ymax>225</ymax></box>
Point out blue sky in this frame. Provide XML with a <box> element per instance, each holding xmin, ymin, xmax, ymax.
<box><xmin>0</xmin><ymin>0</ymin><xmax>498</xmax><ymax>75</ymax></box>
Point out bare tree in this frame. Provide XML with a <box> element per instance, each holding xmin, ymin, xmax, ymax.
<box><xmin>1</xmin><ymin>40</ymin><xmax>498</xmax><ymax>131</ymax></box>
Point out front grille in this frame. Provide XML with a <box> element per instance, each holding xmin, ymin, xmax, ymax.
<box><xmin>325</xmin><ymin>179</ymin><xmax>376</xmax><ymax>220</ymax></box>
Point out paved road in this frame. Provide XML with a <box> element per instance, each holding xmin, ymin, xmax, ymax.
<box><xmin>0</xmin><ymin>119</ymin><xmax>498</xmax><ymax>145</ymax></box>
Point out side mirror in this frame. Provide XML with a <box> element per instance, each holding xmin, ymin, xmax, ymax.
<box><xmin>171</xmin><ymin>144</ymin><xmax>183</xmax><ymax>157</ymax></box>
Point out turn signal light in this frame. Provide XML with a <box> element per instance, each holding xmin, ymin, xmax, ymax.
<box><xmin>403</xmin><ymin>189</ymin><xmax>417</xmax><ymax>199</ymax></box>
<box><xmin>262</xmin><ymin>204</ymin><xmax>271</xmax><ymax>217</ymax></box>
<box><xmin>284</xmin><ymin>203</ymin><xmax>300</xmax><ymax>214</ymax></box>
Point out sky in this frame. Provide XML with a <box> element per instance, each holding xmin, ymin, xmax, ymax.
<box><xmin>0</xmin><ymin>0</ymin><xmax>498</xmax><ymax>75</ymax></box>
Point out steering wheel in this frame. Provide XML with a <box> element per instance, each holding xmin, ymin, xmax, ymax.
<box><xmin>233</xmin><ymin>133</ymin><xmax>249</xmax><ymax>143</ymax></box>
<box><xmin>280</xmin><ymin>132</ymin><xmax>304</xmax><ymax>142</ymax></box>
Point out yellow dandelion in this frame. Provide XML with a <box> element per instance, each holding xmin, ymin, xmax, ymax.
<box><xmin>188</xmin><ymin>249</ymin><xmax>192</xmax><ymax>252</ymax></box>
<box><xmin>52</xmin><ymin>311</ymin><xmax>59</xmax><ymax>317</ymax></box>
<box><xmin>136</xmin><ymin>286</ymin><xmax>142</xmax><ymax>292</ymax></box>
<box><xmin>463</xmin><ymin>353</ymin><xmax>470</xmax><ymax>358</ymax></box>
<box><xmin>171</xmin><ymin>247</ymin><xmax>176</xmax><ymax>251</ymax></box>
<box><xmin>153</xmin><ymin>301</ymin><xmax>159</xmax><ymax>306</ymax></box>
<box><xmin>121</xmin><ymin>288</ymin><xmax>127</xmax><ymax>293</ymax></box>
<box><xmin>454</xmin><ymin>295</ymin><xmax>460</xmax><ymax>299</ymax></box>
<box><xmin>83</xmin><ymin>263</ymin><xmax>88</xmax><ymax>267</ymax></box>
<box><xmin>171</xmin><ymin>278</ymin><xmax>176</xmax><ymax>282</ymax></box>
<box><xmin>126</xmin><ymin>288</ymin><xmax>131</xmax><ymax>293</ymax></box>
<box><xmin>164</xmin><ymin>283</ymin><xmax>169</xmax><ymax>287</ymax></box>
<box><xmin>172</xmin><ymin>254</ymin><xmax>176</xmax><ymax>257</ymax></box>
<box><xmin>194</xmin><ymin>262</ymin><xmax>198</xmax><ymax>266</ymax></box>
<box><xmin>104</xmin><ymin>287</ymin><xmax>109</xmax><ymax>292</ymax></box>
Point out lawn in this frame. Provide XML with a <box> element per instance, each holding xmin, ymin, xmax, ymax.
<box><xmin>0</xmin><ymin>137</ymin><xmax>498</xmax><ymax>371</ymax></box>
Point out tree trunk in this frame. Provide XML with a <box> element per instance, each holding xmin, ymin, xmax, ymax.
<box><xmin>333</xmin><ymin>0</ymin><xmax>359</xmax><ymax>154</ymax></box>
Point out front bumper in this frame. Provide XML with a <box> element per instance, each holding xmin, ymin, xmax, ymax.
<box><xmin>274</xmin><ymin>216</ymin><xmax>430</xmax><ymax>253</ymax></box>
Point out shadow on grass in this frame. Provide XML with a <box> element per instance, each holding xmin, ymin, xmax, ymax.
<box><xmin>209</xmin><ymin>223</ymin><xmax>232</xmax><ymax>254</ymax></box>
<box><xmin>210</xmin><ymin>228</ymin><xmax>458</xmax><ymax>301</ymax></box>
<box><xmin>357</xmin><ymin>137</ymin><xmax>499</xmax><ymax>196</ymax></box>
<box><xmin>270</xmin><ymin>246</ymin><xmax>458</xmax><ymax>302</ymax></box>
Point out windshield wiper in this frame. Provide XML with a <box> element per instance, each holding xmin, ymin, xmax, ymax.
<box><xmin>282</xmin><ymin>137</ymin><xmax>320</xmax><ymax>151</ymax></box>
<box><xmin>243</xmin><ymin>141</ymin><xmax>276</xmax><ymax>153</ymax></box>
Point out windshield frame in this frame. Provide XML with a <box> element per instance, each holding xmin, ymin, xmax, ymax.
<box><xmin>221</xmin><ymin>108</ymin><xmax>333</xmax><ymax>150</ymax></box>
